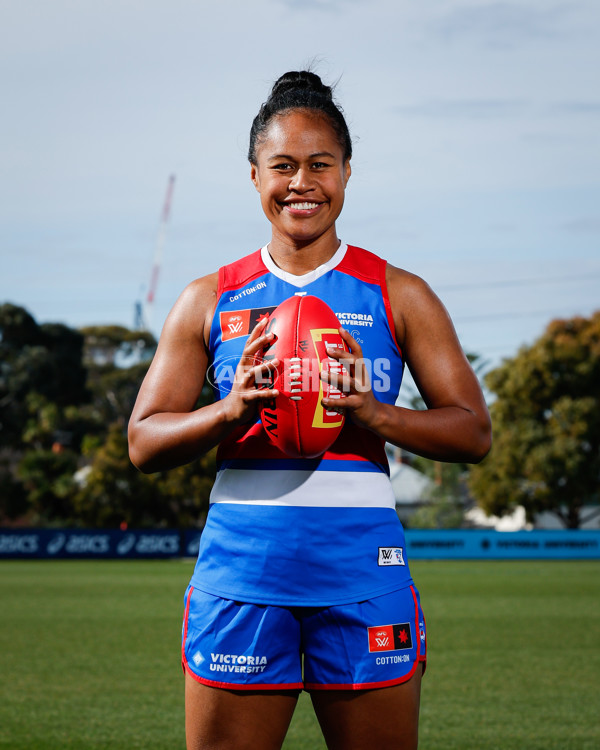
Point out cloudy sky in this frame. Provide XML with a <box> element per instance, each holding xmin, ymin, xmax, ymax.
<box><xmin>2</xmin><ymin>0</ymin><xmax>599</xmax><ymax>373</ymax></box>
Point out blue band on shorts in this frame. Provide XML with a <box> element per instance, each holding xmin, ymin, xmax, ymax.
<box><xmin>182</xmin><ymin>585</ymin><xmax>426</xmax><ymax>691</ymax></box>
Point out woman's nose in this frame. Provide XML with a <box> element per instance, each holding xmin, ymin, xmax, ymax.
<box><xmin>288</xmin><ymin>168</ymin><xmax>314</xmax><ymax>192</ymax></box>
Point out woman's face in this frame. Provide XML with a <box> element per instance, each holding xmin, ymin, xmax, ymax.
<box><xmin>250</xmin><ymin>110</ymin><xmax>351</xmax><ymax>246</ymax></box>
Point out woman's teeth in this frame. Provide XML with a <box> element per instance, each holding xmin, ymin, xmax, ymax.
<box><xmin>287</xmin><ymin>202</ymin><xmax>319</xmax><ymax>210</ymax></box>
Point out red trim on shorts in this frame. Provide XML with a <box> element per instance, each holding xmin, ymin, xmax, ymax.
<box><xmin>410</xmin><ymin>584</ymin><xmax>421</xmax><ymax>663</ymax></box>
<box><xmin>183</xmin><ymin>662</ymin><xmax>303</xmax><ymax>691</ymax></box>
<box><xmin>181</xmin><ymin>585</ymin><xmax>193</xmax><ymax>674</ymax></box>
<box><xmin>305</xmin><ymin>670</ymin><xmax>418</xmax><ymax>691</ymax></box>
<box><xmin>416</xmin><ymin>588</ymin><xmax>427</xmax><ymax>674</ymax></box>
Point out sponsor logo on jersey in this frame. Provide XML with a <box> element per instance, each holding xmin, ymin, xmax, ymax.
<box><xmin>378</xmin><ymin>547</ymin><xmax>405</xmax><ymax>566</ymax></box>
<box><xmin>368</xmin><ymin>623</ymin><xmax>413</xmax><ymax>652</ymax></box>
<box><xmin>228</xmin><ymin>281</ymin><xmax>268</xmax><ymax>303</ymax></box>
<box><xmin>335</xmin><ymin>311</ymin><xmax>374</xmax><ymax>328</ymax></box>
<box><xmin>220</xmin><ymin>306</ymin><xmax>276</xmax><ymax>341</ymax></box>
<box><xmin>209</xmin><ymin>653</ymin><xmax>268</xmax><ymax>674</ymax></box>
<box><xmin>192</xmin><ymin>651</ymin><xmax>205</xmax><ymax>667</ymax></box>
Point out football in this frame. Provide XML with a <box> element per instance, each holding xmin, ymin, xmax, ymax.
<box><xmin>256</xmin><ymin>294</ymin><xmax>349</xmax><ymax>458</ymax></box>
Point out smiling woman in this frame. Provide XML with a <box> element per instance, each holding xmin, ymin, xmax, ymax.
<box><xmin>128</xmin><ymin>70</ymin><xmax>491</xmax><ymax>750</ymax></box>
<box><xmin>250</xmin><ymin>110</ymin><xmax>351</xmax><ymax>250</ymax></box>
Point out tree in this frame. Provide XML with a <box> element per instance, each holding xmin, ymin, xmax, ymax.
<box><xmin>74</xmin><ymin>423</ymin><xmax>215</xmax><ymax>527</ymax></box>
<box><xmin>469</xmin><ymin>312</ymin><xmax>600</xmax><ymax>528</ymax></box>
<box><xmin>17</xmin><ymin>448</ymin><xmax>79</xmax><ymax>524</ymax></box>
<box><xmin>0</xmin><ymin>304</ymin><xmax>87</xmax><ymax>447</ymax></box>
<box><xmin>401</xmin><ymin>352</ymin><xmax>488</xmax><ymax>528</ymax></box>
<box><xmin>0</xmin><ymin>304</ymin><xmax>217</xmax><ymax>527</ymax></box>
<box><xmin>409</xmin><ymin>458</ymin><xmax>468</xmax><ymax>529</ymax></box>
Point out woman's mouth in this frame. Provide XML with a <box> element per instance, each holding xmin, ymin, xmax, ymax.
<box><xmin>281</xmin><ymin>201</ymin><xmax>323</xmax><ymax>215</ymax></box>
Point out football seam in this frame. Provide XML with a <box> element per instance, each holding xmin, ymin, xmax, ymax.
<box><xmin>294</xmin><ymin>297</ymin><xmax>304</xmax><ymax>458</ymax></box>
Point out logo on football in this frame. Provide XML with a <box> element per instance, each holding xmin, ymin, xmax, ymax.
<box><xmin>255</xmin><ymin>295</ymin><xmax>349</xmax><ymax>458</ymax></box>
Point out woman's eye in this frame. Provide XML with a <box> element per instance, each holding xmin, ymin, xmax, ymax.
<box><xmin>272</xmin><ymin>163</ymin><xmax>292</xmax><ymax>171</ymax></box>
<box><xmin>312</xmin><ymin>162</ymin><xmax>329</xmax><ymax>169</ymax></box>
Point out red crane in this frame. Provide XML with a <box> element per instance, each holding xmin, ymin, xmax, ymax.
<box><xmin>135</xmin><ymin>174</ymin><xmax>176</xmax><ymax>332</ymax></box>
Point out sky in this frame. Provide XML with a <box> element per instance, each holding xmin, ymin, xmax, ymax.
<box><xmin>1</xmin><ymin>0</ymin><xmax>599</xmax><ymax>376</ymax></box>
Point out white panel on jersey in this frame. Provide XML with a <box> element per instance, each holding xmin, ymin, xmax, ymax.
<box><xmin>209</xmin><ymin>467</ymin><xmax>396</xmax><ymax>509</ymax></box>
<box><xmin>260</xmin><ymin>243</ymin><xmax>348</xmax><ymax>288</ymax></box>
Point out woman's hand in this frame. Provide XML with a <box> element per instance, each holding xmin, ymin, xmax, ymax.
<box><xmin>320</xmin><ymin>266</ymin><xmax>492</xmax><ymax>464</ymax></box>
<box><xmin>220</xmin><ymin>318</ymin><xmax>280</xmax><ymax>424</ymax></box>
<box><xmin>128</xmin><ymin>276</ymin><xmax>280</xmax><ymax>473</ymax></box>
<box><xmin>320</xmin><ymin>327</ymin><xmax>381</xmax><ymax>430</ymax></box>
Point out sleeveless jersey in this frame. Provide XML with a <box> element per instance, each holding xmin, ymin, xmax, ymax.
<box><xmin>189</xmin><ymin>243</ymin><xmax>414</xmax><ymax>606</ymax></box>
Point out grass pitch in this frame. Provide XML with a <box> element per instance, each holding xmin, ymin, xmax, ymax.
<box><xmin>0</xmin><ymin>560</ymin><xmax>598</xmax><ymax>749</ymax></box>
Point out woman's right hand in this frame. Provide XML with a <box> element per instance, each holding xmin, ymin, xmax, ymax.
<box><xmin>129</xmin><ymin>276</ymin><xmax>279</xmax><ymax>473</ymax></box>
<box><xmin>221</xmin><ymin>317</ymin><xmax>280</xmax><ymax>425</ymax></box>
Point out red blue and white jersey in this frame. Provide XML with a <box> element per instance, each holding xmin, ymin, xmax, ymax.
<box><xmin>190</xmin><ymin>243</ymin><xmax>414</xmax><ymax>606</ymax></box>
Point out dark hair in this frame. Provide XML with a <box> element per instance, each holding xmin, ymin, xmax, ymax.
<box><xmin>248</xmin><ymin>71</ymin><xmax>352</xmax><ymax>164</ymax></box>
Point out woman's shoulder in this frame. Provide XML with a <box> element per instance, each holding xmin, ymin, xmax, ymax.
<box><xmin>164</xmin><ymin>271</ymin><xmax>220</xmax><ymax>346</ymax></box>
<box><xmin>384</xmin><ymin>262</ymin><xmax>449</xmax><ymax>349</ymax></box>
<box><xmin>385</xmin><ymin>262</ymin><xmax>435</xmax><ymax>302</ymax></box>
<box><xmin>180</xmin><ymin>271</ymin><xmax>220</xmax><ymax>308</ymax></box>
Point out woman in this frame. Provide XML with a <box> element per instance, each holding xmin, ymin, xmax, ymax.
<box><xmin>129</xmin><ymin>71</ymin><xmax>491</xmax><ymax>750</ymax></box>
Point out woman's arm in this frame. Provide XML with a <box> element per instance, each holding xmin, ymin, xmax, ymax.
<box><xmin>322</xmin><ymin>264</ymin><xmax>491</xmax><ymax>463</ymax></box>
<box><xmin>128</xmin><ymin>274</ymin><xmax>279</xmax><ymax>473</ymax></box>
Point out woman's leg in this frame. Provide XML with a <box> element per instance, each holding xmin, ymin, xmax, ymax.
<box><xmin>185</xmin><ymin>674</ymin><xmax>299</xmax><ymax>750</ymax></box>
<box><xmin>310</xmin><ymin>664</ymin><xmax>423</xmax><ymax>750</ymax></box>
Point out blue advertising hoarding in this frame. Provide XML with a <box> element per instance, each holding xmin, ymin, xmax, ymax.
<box><xmin>0</xmin><ymin>528</ymin><xmax>599</xmax><ymax>560</ymax></box>
<box><xmin>0</xmin><ymin>528</ymin><xmax>183</xmax><ymax>559</ymax></box>
<box><xmin>404</xmin><ymin>529</ymin><xmax>600</xmax><ymax>560</ymax></box>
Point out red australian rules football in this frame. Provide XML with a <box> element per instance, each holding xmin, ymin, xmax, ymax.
<box><xmin>255</xmin><ymin>295</ymin><xmax>349</xmax><ymax>459</ymax></box>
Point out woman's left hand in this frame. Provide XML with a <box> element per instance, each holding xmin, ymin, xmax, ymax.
<box><xmin>320</xmin><ymin>327</ymin><xmax>381</xmax><ymax>430</ymax></box>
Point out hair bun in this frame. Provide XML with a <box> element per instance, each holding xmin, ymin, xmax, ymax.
<box><xmin>270</xmin><ymin>71</ymin><xmax>333</xmax><ymax>101</ymax></box>
<box><xmin>248</xmin><ymin>69</ymin><xmax>352</xmax><ymax>163</ymax></box>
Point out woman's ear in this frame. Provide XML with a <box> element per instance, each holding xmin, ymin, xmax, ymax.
<box><xmin>250</xmin><ymin>163</ymin><xmax>260</xmax><ymax>192</ymax></box>
<box><xmin>344</xmin><ymin>159</ymin><xmax>351</xmax><ymax>187</ymax></box>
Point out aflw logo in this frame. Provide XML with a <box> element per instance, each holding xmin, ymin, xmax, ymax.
<box><xmin>219</xmin><ymin>306</ymin><xmax>277</xmax><ymax>342</ymax></box>
<box><xmin>368</xmin><ymin>623</ymin><xmax>413</xmax><ymax>652</ymax></box>
<box><xmin>378</xmin><ymin>547</ymin><xmax>405</xmax><ymax>566</ymax></box>
<box><xmin>228</xmin><ymin>316</ymin><xmax>244</xmax><ymax>334</ymax></box>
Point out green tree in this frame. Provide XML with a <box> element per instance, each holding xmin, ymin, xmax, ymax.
<box><xmin>0</xmin><ymin>304</ymin><xmax>217</xmax><ymax>527</ymax></box>
<box><xmin>17</xmin><ymin>448</ymin><xmax>79</xmax><ymax>524</ymax></box>
<box><xmin>469</xmin><ymin>312</ymin><xmax>600</xmax><ymax>528</ymax></box>
<box><xmin>0</xmin><ymin>304</ymin><xmax>87</xmax><ymax>447</ymax></box>
<box><xmin>401</xmin><ymin>352</ymin><xmax>488</xmax><ymax>528</ymax></box>
<box><xmin>74</xmin><ymin>423</ymin><xmax>215</xmax><ymax>527</ymax></box>
<box><xmin>409</xmin><ymin>459</ymin><xmax>467</xmax><ymax>529</ymax></box>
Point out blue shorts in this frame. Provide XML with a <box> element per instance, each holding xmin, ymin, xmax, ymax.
<box><xmin>182</xmin><ymin>585</ymin><xmax>426</xmax><ymax>691</ymax></box>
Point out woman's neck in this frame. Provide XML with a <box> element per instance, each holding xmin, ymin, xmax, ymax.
<box><xmin>267</xmin><ymin>230</ymin><xmax>341</xmax><ymax>276</ymax></box>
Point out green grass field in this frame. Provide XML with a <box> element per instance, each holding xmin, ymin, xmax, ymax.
<box><xmin>1</xmin><ymin>560</ymin><xmax>598</xmax><ymax>749</ymax></box>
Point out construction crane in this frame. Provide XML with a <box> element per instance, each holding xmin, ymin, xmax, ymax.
<box><xmin>135</xmin><ymin>174</ymin><xmax>176</xmax><ymax>332</ymax></box>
